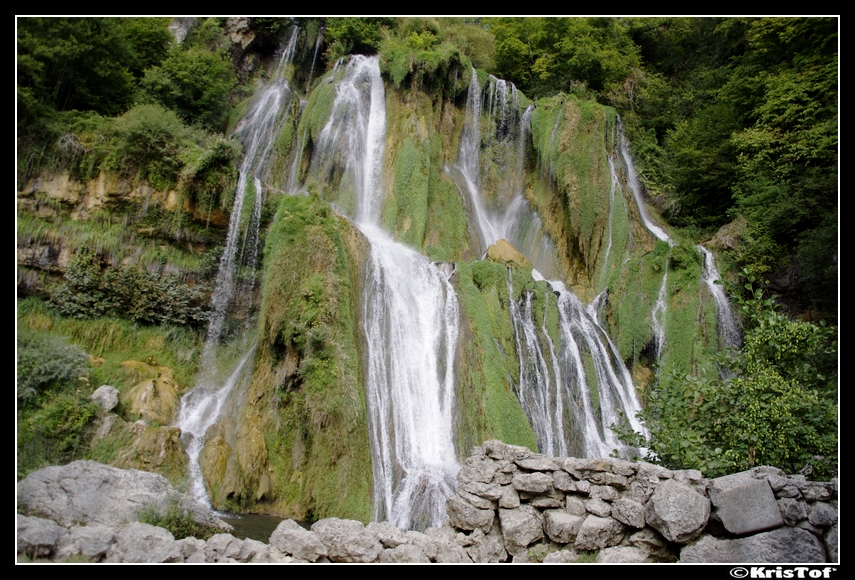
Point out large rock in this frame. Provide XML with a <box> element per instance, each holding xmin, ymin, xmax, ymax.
<box><xmin>543</xmin><ymin>509</ymin><xmax>584</xmax><ymax>544</ymax></box>
<box><xmin>645</xmin><ymin>478</ymin><xmax>710</xmax><ymax>543</ymax></box>
<box><xmin>310</xmin><ymin>518</ymin><xmax>382</xmax><ymax>563</ymax></box>
<box><xmin>446</xmin><ymin>494</ymin><xmax>495</xmax><ymax>532</ymax></box>
<box><xmin>710</xmin><ymin>470</ymin><xmax>784</xmax><ymax>534</ymax></box>
<box><xmin>120</xmin><ymin>360</ymin><xmax>182</xmax><ymax>424</ymax></box>
<box><xmin>574</xmin><ymin>515</ymin><xmax>625</xmax><ymax>551</ymax></box>
<box><xmin>17</xmin><ymin>514</ymin><xmax>67</xmax><ymax>559</ymax></box>
<box><xmin>498</xmin><ymin>505</ymin><xmax>543</xmax><ymax>554</ymax></box>
<box><xmin>17</xmin><ymin>460</ymin><xmax>231</xmax><ymax>533</ymax></box>
<box><xmin>596</xmin><ymin>546</ymin><xmax>649</xmax><ymax>563</ymax></box>
<box><xmin>89</xmin><ymin>385</ymin><xmax>119</xmax><ymax>413</ymax></box>
<box><xmin>55</xmin><ymin>524</ymin><xmax>116</xmax><ymax>562</ymax></box>
<box><xmin>105</xmin><ymin>522</ymin><xmax>183</xmax><ymax>563</ymax></box>
<box><xmin>270</xmin><ymin>519</ymin><xmax>328</xmax><ymax>561</ymax></box>
<box><xmin>486</xmin><ymin>239</ymin><xmax>531</xmax><ymax>269</ymax></box>
<box><xmin>680</xmin><ymin>527</ymin><xmax>826</xmax><ymax>563</ymax></box>
<box><xmin>611</xmin><ymin>497</ymin><xmax>647</xmax><ymax>529</ymax></box>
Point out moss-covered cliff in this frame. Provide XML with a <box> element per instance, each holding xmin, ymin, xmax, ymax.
<box><xmin>17</xmin><ymin>18</ymin><xmax>752</xmax><ymax>521</ymax></box>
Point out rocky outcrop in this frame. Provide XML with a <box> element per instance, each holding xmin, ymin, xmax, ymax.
<box><xmin>17</xmin><ymin>461</ymin><xmax>230</xmax><ymax>533</ymax></box>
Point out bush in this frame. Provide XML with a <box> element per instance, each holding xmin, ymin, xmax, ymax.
<box><xmin>51</xmin><ymin>252</ymin><xmax>209</xmax><ymax>328</ymax></box>
<box><xmin>17</xmin><ymin>331</ymin><xmax>91</xmax><ymax>404</ymax></box>
<box><xmin>137</xmin><ymin>498</ymin><xmax>219</xmax><ymax>540</ymax></box>
<box><xmin>139</xmin><ymin>44</ymin><xmax>237</xmax><ymax>130</ymax></box>
<box><xmin>17</xmin><ymin>393</ymin><xmax>99</xmax><ymax>477</ymax></box>
<box><xmin>614</xmin><ymin>270</ymin><xmax>838</xmax><ymax>478</ymax></box>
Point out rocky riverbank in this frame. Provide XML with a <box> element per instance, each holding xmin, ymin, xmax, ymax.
<box><xmin>17</xmin><ymin>440</ymin><xmax>838</xmax><ymax>563</ymax></box>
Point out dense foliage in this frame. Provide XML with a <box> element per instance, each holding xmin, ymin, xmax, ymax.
<box><xmin>52</xmin><ymin>252</ymin><xmax>209</xmax><ymax>328</ymax></box>
<box><xmin>615</xmin><ymin>270</ymin><xmax>837</xmax><ymax>479</ymax></box>
<box><xmin>16</xmin><ymin>330</ymin><xmax>99</xmax><ymax>477</ymax></box>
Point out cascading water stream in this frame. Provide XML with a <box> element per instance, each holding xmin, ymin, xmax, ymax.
<box><xmin>651</xmin><ymin>265</ymin><xmax>669</xmax><ymax>362</ymax></box>
<box><xmin>177</xmin><ymin>29</ymin><xmax>300</xmax><ymax>507</ymax></box>
<box><xmin>616</xmin><ymin>120</ymin><xmax>673</xmax><ymax>364</ymax></box>
<box><xmin>617</xmin><ymin>120</ymin><xmax>673</xmax><ymax>247</ymax></box>
<box><xmin>178</xmin><ymin>345</ymin><xmax>255</xmax><ymax>505</ymax></box>
<box><xmin>202</xmin><ymin>27</ymin><xmax>300</xmax><ymax>364</ymax></box>
<box><xmin>310</xmin><ymin>55</ymin><xmax>459</xmax><ymax>530</ymax></box>
<box><xmin>452</xmin><ymin>71</ymin><xmax>558</xmax><ymax>278</ymax></box>
<box><xmin>457</xmin><ymin>71</ymin><xmax>647</xmax><ymax>458</ymax></box>
<box><xmin>698</xmin><ymin>245</ymin><xmax>742</xmax><ymax>378</ymax></box>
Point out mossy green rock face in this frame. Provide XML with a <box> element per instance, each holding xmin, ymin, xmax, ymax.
<box><xmin>486</xmin><ymin>239</ymin><xmax>532</xmax><ymax>270</ymax></box>
<box><xmin>199</xmin><ymin>195</ymin><xmax>373</xmax><ymax>520</ymax></box>
<box><xmin>120</xmin><ymin>361</ymin><xmax>182</xmax><ymax>425</ymax></box>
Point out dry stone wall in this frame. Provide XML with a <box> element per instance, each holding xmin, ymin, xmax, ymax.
<box><xmin>17</xmin><ymin>441</ymin><xmax>838</xmax><ymax>563</ymax></box>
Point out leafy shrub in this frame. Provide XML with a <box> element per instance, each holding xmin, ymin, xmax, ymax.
<box><xmin>17</xmin><ymin>393</ymin><xmax>99</xmax><ymax>477</ymax></box>
<box><xmin>17</xmin><ymin>331</ymin><xmax>91</xmax><ymax>404</ymax></box>
<box><xmin>137</xmin><ymin>498</ymin><xmax>219</xmax><ymax>540</ymax></box>
<box><xmin>51</xmin><ymin>252</ymin><xmax>209</xmax><ymax>328</ymax></box>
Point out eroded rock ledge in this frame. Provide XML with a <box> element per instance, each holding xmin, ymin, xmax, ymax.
<box><xmin>17</xmin><ymin>441</ymin><xmax>838</xmax><ymax>563</ymax></box>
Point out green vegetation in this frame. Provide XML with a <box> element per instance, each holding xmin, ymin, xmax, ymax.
<box><xmin>455</xmin><ymin>261</ymin><xmax>537</xmax><ymax>453</ymax></box>
<box><xmin>16</xmin><ymin>328</ymin><xmax>99</xmax><ymax>478</ymax></box>
<box><xmin>615</xmin><ymin>270</ymin><xmax>837</xmax><ymax>478</ymax></box>
<box><xmin>137</xmin><ymin>498</ymin><xmax>220</xmax><ymax>540</ymax></box>
<box><xmin>52</xmin><ymin>251</ymin><xmax>209</xmax><ymax>328</ymax></box>
<box><xmin>227</xmin><ymin>194</ymin><xmax>372</xmax><ymax>520</ymax></box>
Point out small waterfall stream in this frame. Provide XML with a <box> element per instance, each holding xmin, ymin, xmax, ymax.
<box><xmin>177</xmin><ymin>29</ymin><xmax>300</xmax><ymax>507</ymax></box>
<box><xmin>698</xmin><ymin>245</ymin><xmax>742</xmax><ymax>378</ymax></box>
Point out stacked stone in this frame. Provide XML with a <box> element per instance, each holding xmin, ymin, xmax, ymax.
<box><xmin>17</xmin><ymin>444</ymin><xmax>838</xmax><ymax>563</ymax></box>
<box><xmin>443</xmin><ymin>440</ymin><xmax>838</xmax><ymax>563</ymax></box>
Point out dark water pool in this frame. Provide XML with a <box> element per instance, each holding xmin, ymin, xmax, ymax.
<box><xmin>218</xmin><ymin>513</ymin><xmax>283</xmax><ymax>543</ymax></box>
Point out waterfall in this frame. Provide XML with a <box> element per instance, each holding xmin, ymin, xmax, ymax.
<box><xmin>698</xmin><ymin>245</ymin><xmax>742</xmax><ymax>366</ymax></box>
<box><xmin>202</xmin><ymin>27</ymin><xmax>300</xmax><ymax>364</ymax></box>
<box><xmin>453</xmin><ymin>71</ymin><xmax>558</xmax><ymax>278</ymax></box>
<box><xmin>456</xmin><ymin>73</ymin><xmax>646</xmax><ymax>458</ymax></box>
<box><xmin>178</xmin><ymin>345</ymin><xmax>255</xmax><ymax>506</ymax></box>
<box><xmin>617</xmin><ymin>119</ymin><xmax>673</xmax><ymax>247</ymax></box>
<box><xmin>651</xmin><ymin>266</ymin><xmax>669</xmax><ymax>362</ymax></box>
<box><xmin>507</xmin><ymin>272</ymin><xmax>567</xmax><ymax>457</ymax></box>
<box><xmin>177</xmin><ymin>29</ymin><xmax>300</xmax><ymax>507</ymax></box>
<box><xmin>305</xmin><ymin>25</ymin><xmax>324</xmax><ymax>94</ymax></box>
<box><xmin>311</xmin><ymin>55</ymin><xmax>460</xmax><ymax>530</ymax></box>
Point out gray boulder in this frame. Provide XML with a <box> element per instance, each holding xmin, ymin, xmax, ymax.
<box><xmin>89</xmin><ymin>385</ymin><xmax>119</xmax><ymax>413</ymax></box>
<box><xmin>498</xmin><ymin>505</ymin><xmax>543</xmax><ymax>554</ymax></box>
<box><xmin>680</xmin><ymin>527</ymin><xmax>826</xmax><ymax>563</ymax></box>
<box><xmin>611</xmin><ymin>497</ymin><xmax>646</xmax><ymax>529</ymax></box>
<box><xmin>596</xmin><ymin>546</ymin><xmax>649</xmax><ymax>563</ymax></box>
<box><xmin>105</xmin><ymin>522</ymin><xmax>183</xmax><ymax>563</ymax></box>
<box><xmin>543</xmin><ymin>509</ymin><xmax>584</xmax><ymax>544</ymax></box>
<box><xmin>55</xmin><ymin>524</ymin><xmax>115</xmax><ymax>562</ymax></box>
<box><xmin>709</xmin><ymin>470</ymin><xmax>784</xmax><ymax>534</ymax></box>
<box><xmin>17</xmin><ymin>460</ymin><xmax>231</xmax><ymax>533</ymax></box>
<box><xmin>574</xmin><ymin>515</ymin><xmax>625</xmax><ymax>551</ymax></box>
<box><xmin>310</xmin><ymin>517</ymin><xmax>382</xmax><ymax>563</ymax></box>
<box><xmin>270</xmin><ymin>518</ymin><xmax>327</xmax><ymax>561</ymax></box>
<box><xmin>17</xmin><ymin>514</ymin><xmax>67</xmax><ymax>560</ymax></box>
<box><xmin>645</xmin><ymin>478</ymin><xmax>710</xmax><ymax>543</ymax></box>
<box><xmin>446</xmin><ymin>494</ymin><xmax>494</xmax><ymax>532</ymax></box>
<box><xmin>542</xmin><ymin>549</ymin><xmax>579</xmax><ymax>563</ymax></box>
